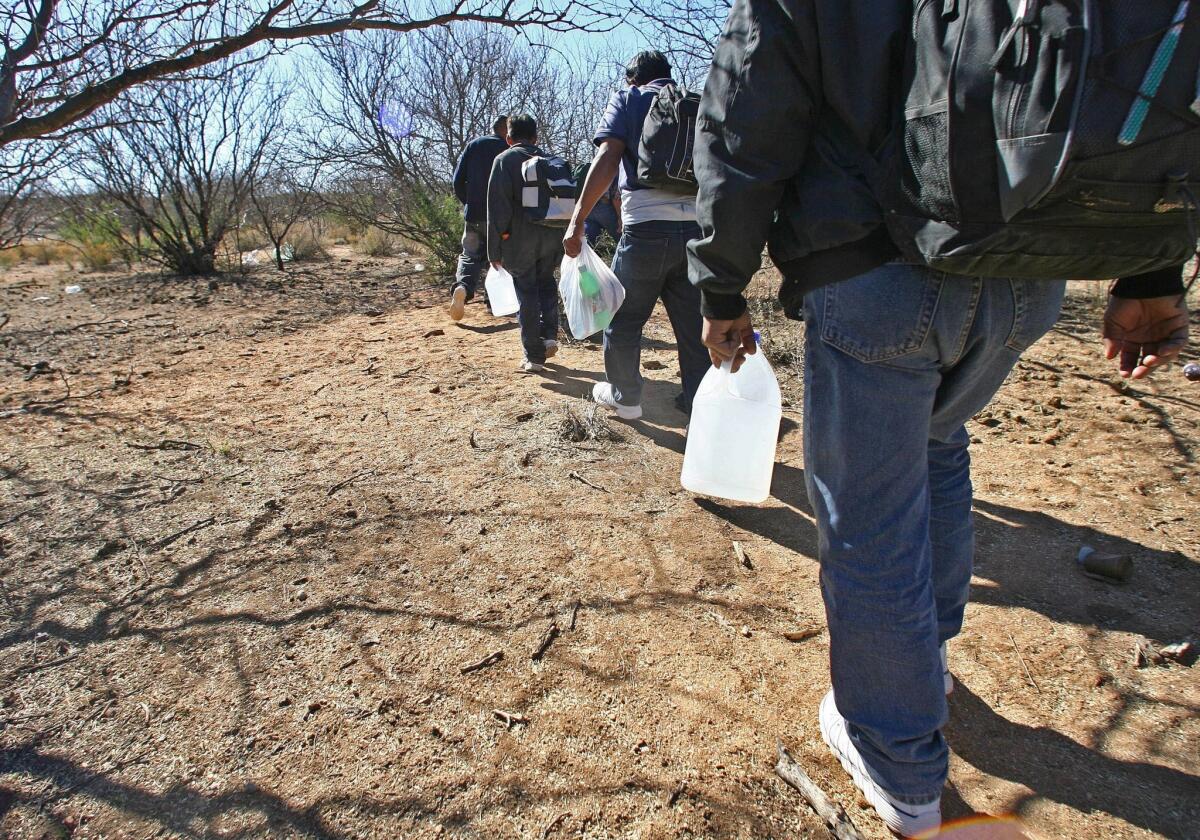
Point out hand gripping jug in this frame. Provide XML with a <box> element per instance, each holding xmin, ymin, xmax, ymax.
<box><xmin>681</xmin><ymin>338</ymin><xmax>782</xmax><ymax>503</ymax></box>
<box><xmin>484</xmin><ymin>265</ymin><xmax>519</xmax><ymax>317</ymax></box>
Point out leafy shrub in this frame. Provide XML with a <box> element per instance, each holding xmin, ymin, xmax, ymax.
<box><xmin>59</xmin><ymin>209</ymin><xmax>125</xmax><ymax>270</ymax></box>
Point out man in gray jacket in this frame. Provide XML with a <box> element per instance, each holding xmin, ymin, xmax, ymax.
<box><xmin>487</xmin><ymin>114</ymin><xmax>564</xmax><ymax>373</ymax></box>
<box><xmin>687</xmin><ymin>1</ymin><xmax>1190</xmax><ymax>836</ymax></box>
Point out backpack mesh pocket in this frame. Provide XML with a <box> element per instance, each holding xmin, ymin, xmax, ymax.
<box><xmin>901</xmin><ymin>110</ymin><xmax>958</xmax><ymax>222</ymax></box>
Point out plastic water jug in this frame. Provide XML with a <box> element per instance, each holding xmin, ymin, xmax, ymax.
<box><xmin>484</xmin><ymin>265</ymin><xmax>519</xmax><ymax>317</ymax></box>
<box><xmin>577</xmin><ymin>266</ymin><xmax>613</xmax><ymax>331</ymax></box>
<box><xmin>681</xmin><ymin>340</ymin><xmax>782</xmax><ymax>503</ymax></box>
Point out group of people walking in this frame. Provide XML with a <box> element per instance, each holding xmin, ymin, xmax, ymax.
<box><xmin>446</xmin><ymin>6</ymin><xmax>1192</xmax><ymax>833</ymax></box>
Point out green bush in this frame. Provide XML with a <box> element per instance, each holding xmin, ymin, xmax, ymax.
<box><xmin>407</xmin><ymin>189</ymin><xmax>462</xmax><ymax>276</ymax></box>
<box><xmin>59</xmin><ymin>209</ymin><xmax>126</xmax><ymax>270</ymax></box>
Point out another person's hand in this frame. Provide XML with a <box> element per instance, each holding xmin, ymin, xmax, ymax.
<box><xmin>563</xmin><ymin>223</ymin><xmax>585</xmax><ymax>258</ymax></box>
<box><xmin>702</xmin><ymin>311</ymin><xmax>756</xmax><ymax>372</ymax></box>
<box><xmin>490</xmin><ymin>260</ymin><xmax>503</xmax><ymax>270</ymax></box>
<box><xmin>1102</xmin><ymin>293</ymin><xmax>1189</xmax><ymax>379</ymax></box>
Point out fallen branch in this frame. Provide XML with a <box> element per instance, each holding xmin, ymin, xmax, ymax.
<box><xmin>568</xmin><ymin>471</ymin><xmax>608</xmax><ymax>492</ymax></box>
<box><xmin>493</xmin><ymin>708</ymin><xmax>528</xmax><ymax>729</ymax></box>
<box><xmin>532</xmin><ymin>621</ymin><xmax>559</xmax><ymax>661</ymax></box>
<box><xmin>127</xmin><ymin>439</ymin><xmax>203</xmax><ymax>451</ymax></box>
<box><xmin>1007</xmin><ymin>631</ymin><xmax>1041</xmax><ymax>693</ymax></box>
<box><xmin>569</xmin><ymin>599</ymin><xmax>580</xmax><ymax>631</ymax></box>
<box><xmin>460</xmin><ymin>650</ymin><xmax>503</xmax><ymax>675</ymax></box>
<box><xmin>152</xmin><ymin>517</ymin><xmax>215</xmax><ymax>550</ymax></box>
<box><xmin>775</xmin><ymin>741</ymin><xmax>864</xmax><ymax>840</ymax></box>
<box><xmin>541</xmin><ymin>812</ymin><xmax>568</xmax><ymax>839</ymax></box>
<box><xmin>733</xmin><ymin>540</ymin><xmax>752</xmax><ymax>569</ymax></box>
<box><xmin>326</xmin><ymin>469</ymin><xmax>375</xmax><ymax>497</ymax></box>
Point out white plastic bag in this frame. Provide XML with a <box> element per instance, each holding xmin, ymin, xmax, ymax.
<box><xmin>484</xmin><ymin>265</ymin><xmax>519</xmax><ymax>316</ymax></box>
<box><xmin>559</xmin><ymin>243</ymin><xmax>625</xmax><ymax>339</ymax></box>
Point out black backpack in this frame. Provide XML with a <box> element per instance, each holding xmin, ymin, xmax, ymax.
<box><xmin>519</xmin><ymin>152</ymin><xmax>578</xmax><ymax>227</ymax></box>
<box><xmin>637</xmin><ymin>83</ymin><xmax>701</xmax><ymax>194</ymax></box>
<box><xmin>886</xmin><ymin>0</ymin><xmax>1200</xmax><ymax>279</ymax></box>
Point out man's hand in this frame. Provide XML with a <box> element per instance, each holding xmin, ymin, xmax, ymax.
<box><xmin>1102</xmin><ymin>293</ymin><xmax>1189</xmax><ymax>379</ymax></box>
<box><xmin>702</xmin><ymin>311</ymin><xmax>756</xmax><ymax>372</ymax></box>
<box><xmin>490</xmin><ymin>260</ymin><xmax>503</xmax><ymax>270</ymax></box>
<box><xmin>563</xmin><ymin>222</ymin><xmax>585</xmax><ymax>258</ymax></box>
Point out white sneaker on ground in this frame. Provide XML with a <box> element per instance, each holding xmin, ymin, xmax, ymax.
<box><xmin>941</xmin><ymin>642</ymin><xmax>953</xmax><ymax>696</ymax></box>
<box><xmin>544</xmin><ymin>339</ymin><xmax>559</xmax><ymax>360</ymax></box>
<box><xmin>818</xmin><ymin>690</ymin><xmax>942</xmax><ymax>838</ymax></box>
<box><xmin>449</xmin><ymin>286</ymin><xmax>466</xmax><ymax>321</ymax></box>
<box><xmin>592</xmin><ymin>382</ymin><xmax>642</xmax><ymax>420</ymax></box>
<box><xmin>520</xmin><ymin>360</ymin><xmax>545</xmax><ymax>374</ymax></box>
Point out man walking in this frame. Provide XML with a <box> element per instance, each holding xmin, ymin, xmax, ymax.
<box><xmin>450</xmin><ymin>115</ymin><xmax>509</xmax><ymax>321</ymax></box>
<box><xmin>687</xmin><ymin>1</ymin><xmax>1190</xmax><ymax>836</ymax></box>
<box><xmin>486</xmin><ymin>114</ymin><xmax>563</xmax><ymax>373</ymax></box>
<box><xmin>564</xmin><ymin>51</ymin><xmax>708</xmax><ymax>419</ymax></box>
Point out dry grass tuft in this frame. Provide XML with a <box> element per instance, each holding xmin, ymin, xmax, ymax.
<box><xmin>355</xmin><ymin>227</ymin><xmax>400</xmax><ymax>257</ymax></box>
<box><xmin>557</xmin><ymin>404</ymin><xmax>623</xmax><ymax>444</ymax></box>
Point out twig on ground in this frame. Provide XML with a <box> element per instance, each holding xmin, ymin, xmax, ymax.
<box><xmin>568</xmin><ymin>471</ymin><xmax>608</xmax><ymax>492</ymax></box>
<box><xmin>569</xmin><ymin>599</ymin><xmax>580</xmax><ymax>630</ymax></box>
<box><xmin>460</xmin><ymin>650</ymin><xmax>504</xmax><ymax>675</ymax></box>
<box><xmin>152</xmin><ymin>517</ymin><xmax>215</xmax><ymax>550</ymax></box>
<box><xmin>782</xmin><ymin>628</ymin><xmax>822</xmax><ymax>643</ymax></box>
<box><xmin>775</xmin><ymin>741</ymin><xmax>864</xmax><ymax>840</ymax></box>
<box><xmin>493</xmin><ymin>709</ymin><xmax>528</xmax><ymax>729</ymax></box>
<box><xmin>312</xmin><ymin>382</ymin><xmax>330</xmax><ymax>395</ymax></box>
<box><xmin>532</xmin><ymin>621</ymin><xmax>559</xmax><ymax>661</ymax></box>
<box><xmin>327</xmin><ymin>469</ymin><xmax>375</xmax><ymax>497</ymax></box>
<box><xmin>541</xmin><ymin>812</ymin><xmax>569</xmax><ymax>839</ymax></box>
<box><xmin>733</xmin><ymin>540</ymin><xmax>752</xmax><ymax>569</ymax></box>
<box><xmin>1007</xmin><ymin>631</ymin><xmax>1041</xmax><ymax>693</ymax></box>
<box><xmin>127</xmin><ymin>439</ymin><xmax>203</xmax><ymax>451</ymax></box>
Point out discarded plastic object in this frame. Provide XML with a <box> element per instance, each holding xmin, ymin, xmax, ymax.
<box><xmin>483</xmin><ymin>265</ymin><xmax>519</xmax><ymax>317</ymax></box>
<box><xmin>681</xmin><ymin>336</ymin><xmax>782</xmax><ymax>503</ymax></box>
<box><xmin>280</xmin><ymin>243</ymin><xmax>294</xmax><ymax>262</ymax></box>
<box><xmin>64</xmin><ymin>284</ymin><xmax>82</xmax><ymax>294</ymax></box>
<box><xmin>1077</xmin><ymin>545</ymin><xmax>1133</xmax><ymax>583</ymax></box>
<box><xmin>413</xmin><ymin>263</ymin><xmax>425</xmax><ymax>272</ymax></box>
<box><xmin>559</xmin><ymin>243</ymin><xmax>624</xmax><ymax>339</ymax></box>
<box><xmin>1184</xmin><ymin>362</ymin><xmax>1200</xmax><ymax>381</ymax></box>
<box><xmin>243</xmin><ymin>250</ymin><xmax>261</xmax><ymax>266</ymax></box>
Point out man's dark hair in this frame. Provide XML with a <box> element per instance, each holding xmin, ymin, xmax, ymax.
<box><xmin>625</xmin><ymin>51</ymin><xmax>672</xmax><ymax>86</ymax></box>
<box><xmin>507</xmin><ymin>113</ymin><xmax>537</xmax><ymax>143</ymax></box>
<box><xmin>492</xmin><ymin>115</ymin><xmax>509</xmax><ymax>135</ymax></box>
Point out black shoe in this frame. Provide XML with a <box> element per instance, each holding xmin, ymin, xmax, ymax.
<box><xmin>674</xmin><ymin>392</ymin><xmax>692</xmax><ymax>415</ymax></box>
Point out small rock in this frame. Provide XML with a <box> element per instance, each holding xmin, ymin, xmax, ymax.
<box><xmin>277</xmin><ymin>695</ymin><xmax>292</xmax><ymax>707</ymax></box>
<box><xmin>423</xmin><ymin>328</ymin><xmax>444</xmax><ymax>338</ymax></box>
<box><xmin>643</xmin><ymin>360</ymin><xmax>667</xmax><ymax>370</ymax></box>
<box><xmin>740</xmin><ymin>625</ymin><xmax>752</xmax><ymax>638</ymax></box>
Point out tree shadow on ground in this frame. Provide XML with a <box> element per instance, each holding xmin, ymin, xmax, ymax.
<box><xmin>946</xmin><ymin>684</ymin><xmax>1200</xmax><ymax>837</ymax></box>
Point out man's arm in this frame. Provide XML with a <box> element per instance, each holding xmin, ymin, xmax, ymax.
<box><xmin>452</xmin><ymin>143</ymin><xmax>471</xmax><ymax>206</ymax></box>
<box><xmin>688</xmin><ymin>0</ymin><xmax>821</xmax><ymax>364</ymax></box>
<box><xmin>564</xmin><ymin>140</ymin><xmax>624</xmax><ymax>257</ymax></box>
<box><xmin>486</xmin><ymin>155</ymin><xmax>512</xmax><ymax>266</ymax></box>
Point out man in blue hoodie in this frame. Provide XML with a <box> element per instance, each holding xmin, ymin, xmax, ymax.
<box><xmin>449</xmin><ymin>116</ymin><xmax>509</xmax><ymax>321</ymax></box>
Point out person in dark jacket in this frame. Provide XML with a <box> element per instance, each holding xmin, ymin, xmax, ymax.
<box><xmin>686</xmin><ymin>1</ymin><xmax>1190</xmax><ymax>836</ymax></box>
<box><xmin>450</xmin><ymin>115</ymin><xmax>509</xmax><ymax>321</ymax></box>
<box><xmin>487</xmin><ymin>114</ymin><xmax>564</xmax><ymax>373</ymax></box>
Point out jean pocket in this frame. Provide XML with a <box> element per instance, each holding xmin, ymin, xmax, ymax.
<box><xmin>1004</xmin><ymin>279</ymin><xmax>1065</xmax><ymax>353</ymax></box>
<box><xmin>819</xmin><ymin>263</ymin><xmax>943</xmax><ymax>363</ymax></box>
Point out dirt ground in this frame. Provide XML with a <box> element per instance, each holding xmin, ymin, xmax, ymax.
<box><xmin>1</xmin><ymin>249</ymin><xmax>1197</xmax><ymax>840</ymax></box>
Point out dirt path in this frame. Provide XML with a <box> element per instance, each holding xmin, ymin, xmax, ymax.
<box><xmin>1</xmin><ymin>253</ymin><xmax>1197</xmax><ymax>839</ymax></box>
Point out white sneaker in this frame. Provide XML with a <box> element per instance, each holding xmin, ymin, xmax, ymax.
<box><xmin>592</xmin><ymin>382</ymin><xmax>642</xmax><ymax>420</ymax></box>
<box><xmin>818</xmin><ymin>691</ymin><xmax>942</xmax><ymax>838</ymax></box>
<box><xmin>544</xmin><ymin>339</ymin><xmax>559</xmax><ymax>360</ymax></box>
<box><xmin>941</xmin><ymin>643</ymin><xmax>953</xmax><ymax>696</ymax></box>
<box><xmin>520</xmin><ymin>360</ymin><xmax>545</xmax><ymax>373</ymax></box>
<box><xmin>448</xmin><ymin>286</ymin><xmax>466</xmax><ymax>321</ymax></box>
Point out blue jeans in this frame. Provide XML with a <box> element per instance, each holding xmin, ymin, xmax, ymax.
<box><xmin>585</xmin><ymin>201</ymin><xmax>620</xmax><ymax>247</ymax></box>
<box><xmin>802</xmin><ymin>263</ymin><xmax>1065</xmax><ymax>801</ymax></box>
<box><xmin>513</xmin><ymin>255</ymin><xmax>560</xmax><ymax>364</ymax></box>
<box><xmin>604</xmin><ymin>220</ymin><xmax>708</xmax><ymax>408</ymax></box>
<box><xmin>454</xmin><ymin>221</ymin><xmax>486</xmax><ymax>299</ymax></box>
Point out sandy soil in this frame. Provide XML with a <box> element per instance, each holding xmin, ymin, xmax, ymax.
<box><xmin>0</xmin><ymin>250</ymin><xmax>1197</xmax><ymax>840</ymax></box>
